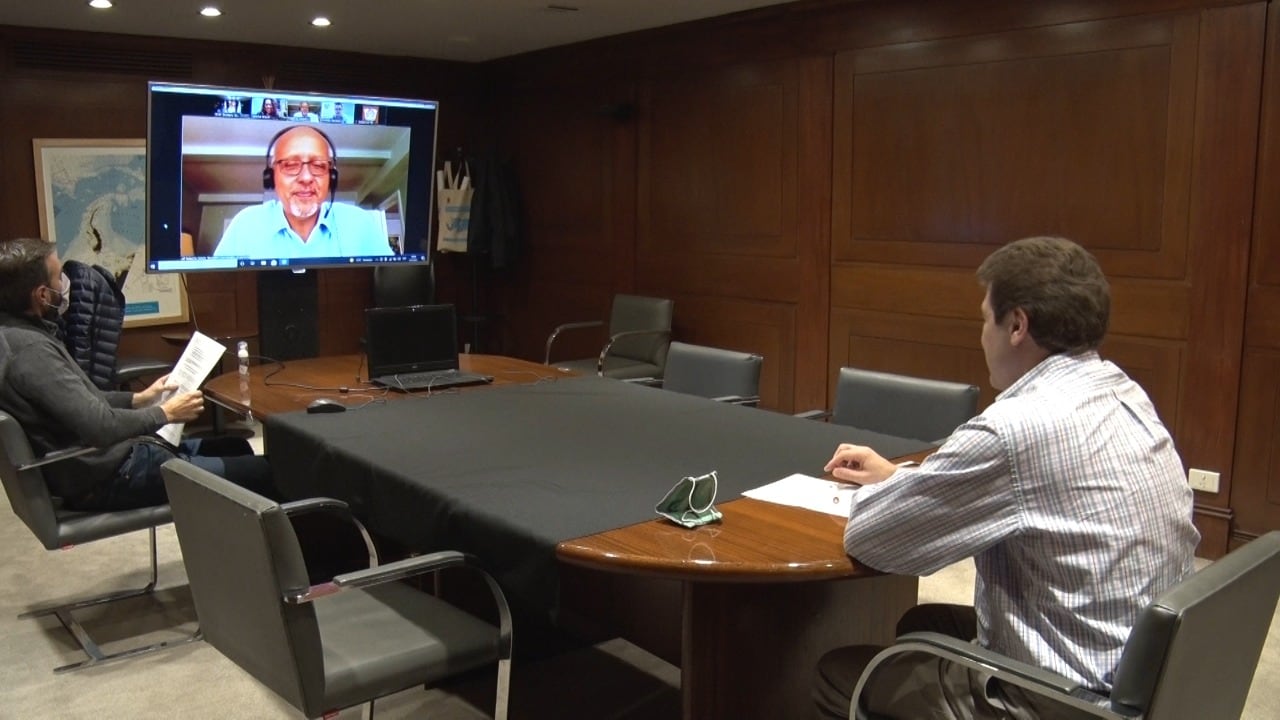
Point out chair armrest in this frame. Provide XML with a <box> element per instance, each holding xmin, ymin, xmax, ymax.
<box><xmin>332</xmin><ymin>550</ymin><xmax>471</xmax><ymax>590</ymax></box>
<box><xmin>794</xmin><ymin>409</ymin><xmax>831</xmax><ymax>421</ymax></box>
<box><xmin>545</xmin><ymin>320</ymin><xmax>605</xmax><ymax>364</ymax></box>
<box><xmin>114</xmin><ymin>358</ymin><xmax>172</xmax><ymax>387</ymax></box>
<box><xmin>852</xmin><ymin>632</ymin><xmax>1120</xmax><ymax>720</ymax></box>
<box><xmin>713</xmin><ymin>395</ymin><xmax>760</xmax><ymax>407</ymax></box>
<box><xmin>596</xmin><ymin>328</ymin><xmax>672</xmax><ymax>376</ymax></box>
<box><xmin>622</xmin><ymin>378</ymin><xmax>756</xmax><ymax>405</ymax></box>
<box><xmin>280</xmin><ymin>497</ymin><xmax>351</xmax><ymax>515</ymax></box>
<box><xmin>896</xmin><ymin>632</ymin><xmax>1086</xmax><ymax>693</ymax></box>
<box><xmin>341</xmin><ymin>551</ymin><xmax>515</xmax><ymax>661</ymax></box>
<box><xmin>285</xmin><ymin>551</ymin><xmax>462</xmax><ymax>603</ymax></box>
<box><xmin>280</xmin><ymin>498</ymin><xmax>379</xmax><ymax>568</ymax></box>
<box><xmin>283</xmin><ymin>550</ymin><xmax>516</xmax><ymax>662</ymax></box>
<box><xmin>18</xmin><ymin>445</ymin><xmax>100</xmax><ymax>471</ymax></box>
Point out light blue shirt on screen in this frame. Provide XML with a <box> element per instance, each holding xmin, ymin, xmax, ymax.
<box><xmin>214</xmin><ymin>200</ymin><xmax>391</xmax><ymax>259</ymax></box>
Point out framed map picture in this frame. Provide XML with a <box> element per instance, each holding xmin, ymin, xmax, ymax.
<box><xmin>33</xmin><ymin>138</ymin><xmax>189</xmax><ymax>328</ymax></box>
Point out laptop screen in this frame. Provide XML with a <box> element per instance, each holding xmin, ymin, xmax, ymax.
<box><xmin>365</xmin><ymin>304</ymin><xmax>459</xmax><ymax>377</ymax></box>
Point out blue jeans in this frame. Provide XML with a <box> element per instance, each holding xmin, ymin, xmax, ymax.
<box><xmin>102</xmin><ymin>437</ymin><xmax>274</xmax><ymax>511</ymax></box>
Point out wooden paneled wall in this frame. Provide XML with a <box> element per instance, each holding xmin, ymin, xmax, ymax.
<box><xmin>0</xmin><ymin>1</ymin><xmax>1274</xmax><ymax>553</ymax></box>
<box><xmin>498</xmin><ymin>57</ymin><xmax>835</xmax><ymax>411</ymax></box>
<box><xmin>1232</xmin><ymin>0</ymin><xmax>1280</xmax><ymax>548</ymax></box>
<box><xmin>0</xmin><ymin>26</ymin><xmax>481</xmax><ymax>363</ymax></box>
<box><xmin>496</xmin><ymin>85</ymin><xmax>637</xmax><ymax>365</ymax></box>
<box><xmin>493</xmin><ymin>0</ymin><xmax>1271</xmax><ymax>555</ymax></box>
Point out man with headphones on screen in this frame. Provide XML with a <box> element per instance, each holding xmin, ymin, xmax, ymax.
<box><xmin>213</xmin><ymin>125</ymin><xmax>391</xmax><ymax>260</ymax></box>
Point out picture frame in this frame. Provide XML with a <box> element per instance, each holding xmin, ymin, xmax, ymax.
<box><xmin>33</xmin><ymin>138</ymin><xmax>189</xmax><ymax>328</ymax></box>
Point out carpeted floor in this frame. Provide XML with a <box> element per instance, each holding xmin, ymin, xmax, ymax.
<box><xmin>2</xmin><ymin>467</ymin><xmax>1276</xmax><ymax>718</ymax></box>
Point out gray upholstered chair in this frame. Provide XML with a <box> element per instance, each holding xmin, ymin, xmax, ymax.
<box><xmin>849</xmin><ymin>531</ymin><xmax>1280</xmax><ymax>720</ymax></box>
<box><xmin>544</xmin><ymin>294</ymin><xmax>674</xmax><ymax>379</ymax></box>
<box><xmin>802</xmin><ymin>367</ymin><xmax>979</xmax><ymax>444</ymax></box>
<box><xmin>160</xmin><ymin>458</ymin><xmax>513</xmax><ymax>720</ymax></box>
<box><xmin>635</xmin><ymin>341</ymin><xmax>763</xmax><ymax>406</ymax></box>
<box><xmin>0</xmin><ymin>410</ymin><xmax>198</xmax><ymax>672</ymax></box>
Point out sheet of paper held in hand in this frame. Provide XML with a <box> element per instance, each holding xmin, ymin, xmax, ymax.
<box><xmin>743</xmin><ymin>474</ymin><xmax>858</xmax><ymax>517</ymax></box>
<box><xmin>155</xmin><ymin>331</ymin><xmax>226</xmax><ymax>446</ymax></box>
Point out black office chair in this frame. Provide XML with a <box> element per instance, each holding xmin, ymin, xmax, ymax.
<box><xmin>60</xmin><ymin>259</ymin><xmax>170</xmax><ymax>392</ymax></box>
<box><xmin>544</xmin><ymin>294</ymin><xmax>674</xmax><ymax>379</ymax></box>
<box><xmin>849</xmin><ymin>531</ymin><xmax>1280</xmax><ymax>720</ymax></box>
<box><xmin>373</xmin><ymin>262</ymin><xmax>435</xmax><ymax>308</ymax></box>
<box><xmin>161</xmin><ymin>458</ymin><xmax>513</xmax><ymax>719</ymax></box>
<box><xmin>355</xmin><ymin>263</ymin><xmax>439</xmax><ymax>361</ymax></box>
<box><xmin>632</xmin><ymin>341</ymin><xmax>763</xmax><ymax>405</ymax></box>
<box><xmin>801</xmin><ymin>367</ymin><xmax>980</xmax><ymax>444</ymax></box>
<box><xmin>0</xmin><ymin>410</ymin><xmax>199</xmax><ymax>673</ymax></box>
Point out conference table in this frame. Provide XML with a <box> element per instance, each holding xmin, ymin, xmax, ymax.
<box><xmin>204</xmin><ymin>354</ymin><xmax>933</xmax><ymax>719</ymax></box>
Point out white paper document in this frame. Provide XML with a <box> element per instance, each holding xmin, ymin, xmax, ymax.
<box><xmin>743</xmin><ymin>473</ymin><xmax>858</xmax><ymax>517</ymax></box>
<box><xmin>155</xmin><ymin>331</ymin><xmax>227</xmax><ymax>446</ymax></box>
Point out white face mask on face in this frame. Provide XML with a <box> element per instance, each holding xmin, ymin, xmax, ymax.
<box><xmin>41</xmin><ymin>272</ymin><xmax>70</xmax><ymax>319</ymax></box>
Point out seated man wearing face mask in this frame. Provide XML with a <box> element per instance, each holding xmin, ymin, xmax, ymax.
<box><xmin>0</xmin><ymin>237</ymin><xmax>276</xmax><ymax>511</ymax></box>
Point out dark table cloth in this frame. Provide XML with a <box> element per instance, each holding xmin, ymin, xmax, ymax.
<box><xmin>265</xmin><ymin>376</ymin><xmax>933</xmax><ymax>616</ymax></box>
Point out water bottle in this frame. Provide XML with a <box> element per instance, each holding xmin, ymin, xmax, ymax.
<box><xmin>237</xmin><ymin>340</ymin><xmax>252</xmax><ymax>413</ymax></box>
<box><xmin>237</xmin><ymin>340</ymin><xmax>250</xmax><ymax>376</ymax></box>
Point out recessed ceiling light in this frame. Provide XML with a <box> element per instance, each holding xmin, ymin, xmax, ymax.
<box><xmin>88</xmin><ymin>0</ymin><xmax>113</xmax><ymax>9</ymax></box>
<box><xmin>311</xmin><ymin>17</ymin><xmax>331</xmax><ymax>28</ymax></box>
<box><xmin>200</xmin><ymin>7</ymin><xmax>222</xmax><ymax>18</ymax></box>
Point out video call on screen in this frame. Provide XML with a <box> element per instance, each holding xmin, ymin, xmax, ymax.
<box><xmin>146</xmin><ymin>82</ymin><xmax>439</xmax><ymax>274</ymax></box>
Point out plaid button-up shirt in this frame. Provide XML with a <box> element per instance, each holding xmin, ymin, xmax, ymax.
<box><xmin>844</xmin><ymin>351</ymin><xmax>1199</xmax><ymax>691</ymax></box>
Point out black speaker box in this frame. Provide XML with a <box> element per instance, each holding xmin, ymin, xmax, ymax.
<box><xmin>257</xmin><ymin>271</ymin><xmax>319</xmax><ymax>360</ymax></box>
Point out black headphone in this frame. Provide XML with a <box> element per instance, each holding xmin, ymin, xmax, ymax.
<box><xmin>262</xmin><ymin>125</ymin><xmax>339</xmax><ymax>190</ymax></box>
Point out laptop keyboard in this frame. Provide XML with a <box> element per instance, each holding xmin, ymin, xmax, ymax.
<box><xmin>374</xmin><ymin>369</ymin><xmax>493</xmax><ymax>392</ymax></box>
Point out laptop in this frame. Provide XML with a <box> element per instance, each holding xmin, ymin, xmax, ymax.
<box><xmin>364</xmin><ymin>304</ymin><xmax>494</xmax><ymax>391</ymax></box>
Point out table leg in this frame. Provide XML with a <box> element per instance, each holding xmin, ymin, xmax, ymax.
<box><xmin>680</xmin><ymin>574</ymin><xmax>917</xmax><ymax>720</ymax></box>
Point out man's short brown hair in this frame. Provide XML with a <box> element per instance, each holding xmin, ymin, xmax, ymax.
<box><xmin>0</xmin><ymin>238</ymin><xmax>55</xmax><ymax>315</ymax></box>
<box><xmin>976</xmin><ymin>236</ymin><xmax>1110</xmax><ymax>353</ymax></box>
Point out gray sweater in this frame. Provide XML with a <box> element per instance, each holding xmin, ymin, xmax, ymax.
<box><xmin>0</xmin><ymin>312</ymin><xmax>167</xmax><ymax>499</ymax></box>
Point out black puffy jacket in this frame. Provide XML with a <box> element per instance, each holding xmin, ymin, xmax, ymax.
<box><xmin>58</xmin><ymin>259</ymin><xmax>126</xmax><ymax>391</ymax></box>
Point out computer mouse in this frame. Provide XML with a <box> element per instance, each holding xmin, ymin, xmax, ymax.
<box><xmin>306</xmin><ymin>398</ymin><xmax>347</xmax><ymax>414</ymax></box>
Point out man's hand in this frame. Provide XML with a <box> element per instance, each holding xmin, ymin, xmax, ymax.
<box><xmin>133</xmin><ymin>373</ymin><xmax>178</xmax><ymax>408</ymax></box>
<box><xmin>160</xmin><ymin>390</ymin><xmax>204</xmax><ymax>424</ymax></box>
<box><xmin>824</xmin><ymin>444</ymin><xmax>897</xmax><ymax>485</ymax></box>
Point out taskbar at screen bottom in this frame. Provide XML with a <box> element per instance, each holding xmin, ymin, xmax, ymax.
<box><xmin>149</xmin><ymin>254</ymin><xmax>429</xmax><ymax>272</ymax></box>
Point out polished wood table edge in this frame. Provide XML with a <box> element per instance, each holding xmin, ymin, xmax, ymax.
<box><xmin>556</xmin><ymin>497</ymin><xmax>879</xmax><ymax>582</ymax></box>
<box><xmin>204</xmin><ymin>353</ymin><xmax>576</xmax><ymax>417</ymax></box>
<box><xmin>556</xmin><ymin>448</ymin><xmax>939</xmax><ymax>582</ymax></box>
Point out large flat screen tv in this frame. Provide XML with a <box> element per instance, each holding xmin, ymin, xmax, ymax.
<box><xmin>146</xmin><ymin>82</ymin><xmax>439</xmax><ymax>273</ymax></box>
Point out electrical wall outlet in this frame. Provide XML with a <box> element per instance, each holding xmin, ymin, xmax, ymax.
<box><xmin>1188</xmin><ymin>468</ymin><xmax>1220</xmax><ymax>493</ymax></box>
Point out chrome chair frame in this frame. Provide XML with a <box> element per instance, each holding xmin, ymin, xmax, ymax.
<box><xmin>850</xmin><ymin>532</ymin><xmax>1280</xmax><ymax>720</ymax></box>
<box><xmin>1</xmin><ymin>412</ymin><xmax>199</xmax><ymax>673</ymax></box>
<box><xmin>162</xmin><ymin>458</ymin><xmax>512</xmax><ymax>717</ymax></box>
